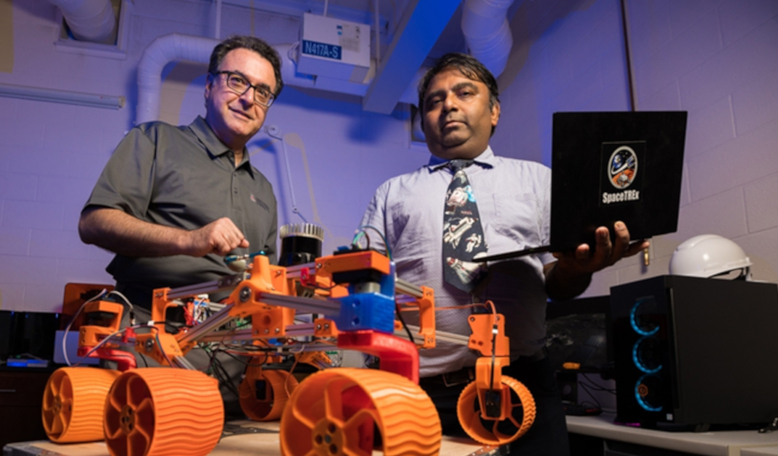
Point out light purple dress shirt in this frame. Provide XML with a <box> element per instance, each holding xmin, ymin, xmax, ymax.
<box><xmin>360</xmin><ymin>146</ymin><xmax>554</xmax><ymax>377</ymax></box>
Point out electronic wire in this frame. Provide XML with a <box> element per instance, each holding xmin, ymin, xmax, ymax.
<box><xmin>395</xmin><ymin>302</ymin><xmax>415</xmax><ymax>344</ymax></box>
<box><xmin>62</xmin><ymin>288</ymin><xmax>108</xmax><ymax>366</ymax></box>
<box><xmin>352</xmin><ymin>225</ymin><xmax>392</xmax><ymax>259</ymax></box>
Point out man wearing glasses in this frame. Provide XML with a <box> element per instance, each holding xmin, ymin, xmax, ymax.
<box><xmin>79</xmin><ymin>35</ymin><xmax>282</xmax><ymax>312</ymax></box>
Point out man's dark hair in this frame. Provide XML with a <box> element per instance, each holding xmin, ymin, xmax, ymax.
<box><xmin>208</xmin><ymin>35</ymin><xmax>284</xmax><ymax>98</ymax></box>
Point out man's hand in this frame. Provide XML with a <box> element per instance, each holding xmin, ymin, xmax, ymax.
<box><xmin>553</xmin><ymin>221</ymin><xmax>649</xmax><ymax>275</ymax></box>
<box><xmin>184</xmin><ymin>217</ymin><xmax>249</xmax><ymax>256</ymax></box>
<box><xmin>545</xmin><ymin>221</ymin><xmax>649</xmax><ymax>300</ymax></box>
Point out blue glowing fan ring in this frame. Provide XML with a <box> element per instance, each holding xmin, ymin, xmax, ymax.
<box><xmin>635</xmin><ymin>374</ymin><xmax>663</xmax><ymax>412</ymax></box>
<box><xmin>632</xmin><ymin>336</ymin><xmax>662</xmax><ymax>374</ymax></box>
<box><xmin>630</xmin><ymin>299</ymin><xmax>659</xmax><ymax>336</ymax></box>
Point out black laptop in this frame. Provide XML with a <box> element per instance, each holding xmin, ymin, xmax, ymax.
<box><xmin>478</xmin><ymin>111</ymin><xmax>687</xmax><ymax>262</ymax></box>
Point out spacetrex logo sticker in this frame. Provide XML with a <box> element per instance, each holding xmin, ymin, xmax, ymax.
<box><xmin>600</xmin><ymin>141</ymin><xmax>645</xmax><ymax>206</ymax></box>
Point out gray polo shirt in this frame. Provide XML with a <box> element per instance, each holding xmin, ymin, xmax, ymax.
<box><xmin>84</xmin><ymin>116</ymin><xmax>277</xmax><ymax>307</ymax></box>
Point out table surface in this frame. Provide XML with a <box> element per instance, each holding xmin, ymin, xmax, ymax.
<box><xmin>3</xmin><ymin>421</ymin><xmax>501</xmax><ymax>456</ymax></box>
<box><xmin>741</xmin><ymin>446</ymin><xmax>778</xmax><ymax>456</ymax></box>
<box><xmin>567</xmin><ymin>414</ymin><xmax>778</xmax><ymax>456</ymax></box>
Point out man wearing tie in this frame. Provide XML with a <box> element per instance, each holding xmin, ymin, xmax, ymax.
<box><xmin>359</xmin><ymin>53</ymin><xmax>648</xmax><ymax>455</ymax></box>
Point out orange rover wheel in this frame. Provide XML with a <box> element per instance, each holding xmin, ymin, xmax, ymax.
<box><xmin>280</xmin><ymin>368</ymin><xmax>441</xmax><ymax>456</ymax></box>
<box><xmin>239</xmin><ymin>366</ymin><xmax>298</xmax><ymax>421</ymax></box>
<box><xmin>457</xmin><ymin>375</ymin><xmax>536</xmax><ymax>446</ymax></box>
<box><xmin>42</xmin><ymin>367</ymin><xmax>121</xmax><ymax>443</ymax></box>
<box><xmin>103</xmin><ymin>368</ymin><xmax>224</xmax><ymax>456</ymax></box>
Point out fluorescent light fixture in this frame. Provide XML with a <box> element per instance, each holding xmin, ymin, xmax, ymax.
<box><xmin>0</xmin><ymin>82</ymin><xmax>124</xmax><ymax>109</ymax></box>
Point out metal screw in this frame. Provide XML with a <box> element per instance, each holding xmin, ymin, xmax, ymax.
<box><xmin>264</xmin><ymin>329</ymin><xmax>269</xmax><ymax>334</ymax></box>
<box><xmin>316</xmin><ymin>324</ymin><xmax>322</xmax><ymax>330</ymax></box>
<box><xmin>275</xmin><ymin>328</ymin><xmax>280</xmax><ymax>333</ymax></box>
<box><xmin>239</xmin><ymin>287</ymin><xmax>251</xmax><ymax>302</ymax></box>
<box><xmin>324</xmin><ymin>324</ymin><xmax>330</xmax><ymax>329</ymax></box>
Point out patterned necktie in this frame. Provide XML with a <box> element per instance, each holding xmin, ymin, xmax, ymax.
<box><xmin>442</xmin><ymin>159</ymin><xmax>488</xmax><ymax>292</ymax></box>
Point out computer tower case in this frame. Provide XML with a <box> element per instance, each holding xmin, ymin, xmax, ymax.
<box><xmin>610</xmin><ymin>275</ymin><xmax>778</xmax><ymax>430</ymax></box>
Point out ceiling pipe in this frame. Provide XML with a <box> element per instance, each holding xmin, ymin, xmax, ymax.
<box><xmin>135</xmin><ymin>4</ymin><xmax>515</xmax><ymax>124</ymax></box>
<box><xmin>136</xmin><ymin>34</ymin><xmax>320</xmax><ymax>124</ymax></box>
<box><xmin>48</xmin><ymin>0</ymin><xmax>117</xmax><ymax>44</ymax></box>
<box><xmin>136</xmin><ymin>33</ymin><xmax>376</xmax><ymax>124</ymax></box>
<box><xmin>461</xmin><ymin>0</ymin><xmax>515</xmax><ymax>77</ymax></box>
<box><xmin>214</xmin><ymin>0</ymin><xmax>222</xmax><ymax>40</ymax></box>
<box><xmin>137</xmin><ymin>34</ymin><xmax>218</xmax><ymax>125</ymax></box>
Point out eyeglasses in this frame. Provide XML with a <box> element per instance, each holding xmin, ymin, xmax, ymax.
<box><xmin>211</xmin><ymin>71</ymin><xmax>276</xmax><ymax>107</ymax></box>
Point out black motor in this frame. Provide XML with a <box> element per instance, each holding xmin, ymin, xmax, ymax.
<box><xmin>278</xmin><ymin>223</ymin><xmax>324</xmax><ymax>267</ymax></box>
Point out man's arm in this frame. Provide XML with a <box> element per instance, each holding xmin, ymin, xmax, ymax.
<box><xmin>358</xmin><ymin>184</ymin><xmax>389</xmax><ymax>254</ymax></box>
<box><xmin>79</xmin><ymin>207</ymin><xmax>249</xmax><ymax>257</ymax></box>
<box><xmin>262</xmin><ymin>202</ymin><xmax>279</xmax><ymax>264</ymax></box>
<box><xmin>544</xmin><ymin>221</ymin><xmax>649</xmax><ymax>300</ymax></box>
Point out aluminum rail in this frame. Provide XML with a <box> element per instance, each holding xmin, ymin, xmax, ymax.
<box><xmin>196</xmin><ymin>322</ymin><xmax>321</xmax><ymax>343</ymax></box>
<box><xmin>284</xmin><ymin>262</ymin><xmax>316</xmax><ymax>279</ymax></box>
<box><xmin>166</xmin><ymin>269</ymin><xmax>433</xmax><ymax>348</ymax></box>
<box><xmin>177</xmin><ymin>304</ymin><xmax>237</xmax><ymax>346</ymax></box>
<box><xmin>285</xmin><ymin>322</ymin><xmax>317</xmax><ymax>337</ymax></box>
<box><xmin>255</xmin><ymin>293</ymin><xmax>341</xmax><ymax>314</ymax></box>
<box><xmin>171</xmin><ymin>355</ymin><xmax>197</xmax><ymax>370</ymax></box>
<box><xmin>395</xmin><ymin>324</ymin><xmax>471</xmax><ymax>346</ymax></box>
<box><xmin>197</xmin><ymin>341</ymin><xmax>337</xmax><ymax>355</ymax></box>
<box><xmin>166</xmin><ymin>264</ymin><xmax>426</xmax><ymax>300</ymax></box>
<box><xmin>177</xmin><ymin>293</ymin><xmax>340</xmax><ymax>346</ymax></box>
<box><xmin>166</xmin><ymin>274</ymin><xmax>244</xmax><ymax>299</ymax></box>
<box><xmin>286</xmin><ymin>265</ymin><xmax>426</xmax><ymax>300</ymax></box>
<box><xmin>196</xmin><ymin>328</ymin><xmax>254</xmax><ymax>343</ymax></box>
<box><xmin>395</xmin><ymin>278</ymin><xmax>424</xmax><ymax>298</ymax></box>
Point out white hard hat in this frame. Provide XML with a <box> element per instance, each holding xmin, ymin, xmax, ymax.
<box><xmin>669</xmin><ymin>234</ymin><xmax>752</xmax><ymax>279</ymax></box>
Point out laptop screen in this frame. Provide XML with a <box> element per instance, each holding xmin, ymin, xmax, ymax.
<box><xmin>550</xmin><ymin>111</ymin><xmax>687</xmax><ymax>252</ymax></box>
<box><xmin>477</xmin><ymin>111</ymin><xmax>687</xmax><ymax>263</ymax></box>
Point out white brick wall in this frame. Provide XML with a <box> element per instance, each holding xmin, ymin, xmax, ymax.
<box><xmin>492</xmin><ymin>0</ymin><xmax>778</xmax><ymax>295</ymax></box>
<box><xmin>2</xmin><ymin>0</ymin><xmax>776</xmax><ymax>312</ymax></box>
<box><xmin>0</xmin><ymin>0</ymin><xmax>417</xmax><ymax>312</ymax></box>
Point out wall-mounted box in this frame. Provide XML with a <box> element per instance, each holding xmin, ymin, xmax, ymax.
<box><xmin>297</xmin><ymin>13</ymin><xmax>371</xmax><ymax>83</ymax></box>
